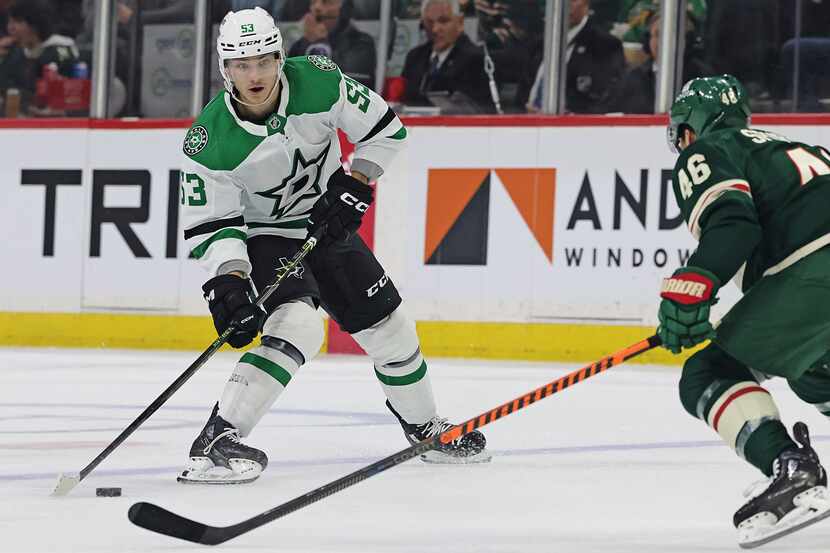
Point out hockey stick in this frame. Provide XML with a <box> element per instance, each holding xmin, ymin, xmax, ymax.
<box><xmin>51</xmin><ymin>229</ymin><xmax>324</xmax><ymax>497</ymax></box>
<box><xmin>128</xmin><ymin>334</ymin><xmax>662</xmax><ymax>544</ymax></box>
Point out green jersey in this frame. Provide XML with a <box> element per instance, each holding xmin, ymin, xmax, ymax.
<box><xmin>671</xmin><ymin>127</ymin><xmax>830</xmax><ymax>291</ymax></box>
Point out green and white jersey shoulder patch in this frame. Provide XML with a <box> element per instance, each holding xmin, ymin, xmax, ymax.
<box><xmin>184</xmin><ymin>92</ymin><xmax>265</xmax><ymax>171</ymax></box>
<box><xmin>306</xmin><ymin>54</ymin><xmax>338</xmax><ymax>72</ymax></box>
<box><xmin>183</xmin><ymin>125</ymin><xmax>209</xmax><ymax>156</ymax></box>
<box><xmin>283</xmin><ymin>56</ymin><xmax>343</xmax><ymax>116</ymax></box>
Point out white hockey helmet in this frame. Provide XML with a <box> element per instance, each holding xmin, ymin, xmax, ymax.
<box><xmin>216</xmin><ymin>7</ymin><xmax>285</xmax><ymax>94</ymax></box>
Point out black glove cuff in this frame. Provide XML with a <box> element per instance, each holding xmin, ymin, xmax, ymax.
<box><xmin>202</xmin><ymin>274</ymin><xmax>250</xmax><ymax>299</ymax></box>
<box><xmin>328</xmin><ymin>168</ymin><xmax>374</xmax><ymax>201</ymax></box>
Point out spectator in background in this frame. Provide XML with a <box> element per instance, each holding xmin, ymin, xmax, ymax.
<box><xmin>475</xmin><ymin>0</ymin><xmax>543</xmax><ymax>48</ymax></box>
<box><xmin>474</xmin><ymin>0</ymin><xmax>544</xmax><ymax>112</ymax></box>
<box><xmin>611</xmin><ymin>11</ymin><xmax>712</xmax><ymax>113</ymax></box>
<box><xmin>76</xmin><ymin>0</ymin><xmax>135</xmax><ymax>115</ymax></box>
<box><xmin>527</xmin><ymin>0</ymin><xmax>624</xmax><ymax>113</ymax></box>
<box><xmin>703</xmin><ymin>0</ymin><xmax>779</xmax><ymax>105</ymax></box>
<box><xmin>780</xmin><ymin>37</ymin><xmax>830</xmax><ymax>112</ymax></box>
<box><xmin>0</xmin><ymin>0</ymin><xmax>11</xmax><ymax>108</ymax></box>
<box><xmin>77</xmin><ymin>1</ymin><xmax>135</xmax><ymax>68</ymax></box>
<box><xmin>0</xmin><ymin>0</ymin><xmax>80</xmax><ymax>114</ymax></box>
<box><xmin>0</xmin><ymin>0</ymin><xmax>12</xmax><ymax>59</ymax></box>
<box><xmin>280</xmin><ymin>0</ymin><xmax>308</xmax><ymax>21</ymax></box>
<box><xmin>778</xmin><ymin>0</ymin><xmax>830</xmax><ymax>112</ymax></box>
<box><xmin>55</xmin><ymin>0</ymin><xmax>84</xmax><ymax>38</ymax></box>
<box><xmin>612</xmin><ymin>1</ymin><xmax>705</xmax><ymax>42</ymax></box>
<box><xmin>400</xmin><ymin>0</ymin><xmax>492</xmax><ymax>112</ymax></box>
<box><xmin>287</xmin><ymin>0</ymin><xmax>376</xmax><ymax>86</ymax></box>
<box><xmin>586</xmin><ymin>0</ymin><xmax>616</xmax><ymax>31</ymax></box>
<box><xmin>0</xmin><ymin>0</ymin><xmax>8</xmax><ymax>30</ymax></box>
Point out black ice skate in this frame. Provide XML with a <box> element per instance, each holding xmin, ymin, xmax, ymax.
<box><xmin>386</xmin><ymin>400</ymin><xmax>491</xmax><ymax>464</ymax></box>
<box><xmin>177</xmin><ymin>403</ymin><xmax>268</xmax><ymax>485</ymax></box>
<box><xmin>734</xmin><ymin>422</ymin><xmax>830</xmax><ymax>548</ymax></box>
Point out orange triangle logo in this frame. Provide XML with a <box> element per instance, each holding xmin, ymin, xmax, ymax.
<box><xmin>495</xmin><ymin>168</ymin><xmax>556</xmax><ymax>263</ymax></box>
<box><xmin>424</xmin><ymin>169</ymin><xmax>490</xmax><ymax>262</ymax></box>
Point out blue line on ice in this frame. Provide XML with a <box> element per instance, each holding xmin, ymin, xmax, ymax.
<box><xmin>0</xmin><ymin>403</ymin><xmax>390</xmax><ymax>434</ymax></box>
<box><xmin>4</xmin><ymin>435</ymin><xmax>830</xmax><ymax>482</ymax></box>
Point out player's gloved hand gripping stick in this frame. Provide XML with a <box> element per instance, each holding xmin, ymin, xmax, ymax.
<box><xmin>128</xmin><ymin>335</ymin><xmax>662</xmax><ymax>545</ymax></box>
<box><xmin>307</xmin><ymin>168</ymin><xmax>374</xmax><ymax>246</ymax></box>
<box><xmin>657</xmin><ymin>266</ymin><xmax>720</xmax><ymax>354</ymax></box>
<box><xmin>50</xmin><ymin>228</ymin><xmax>326</xmax><ymax>497</ymax></box>
<box><xmin>202</xmin><ymin>274</ymin><xmax>265</xmax><ymax>349</ymax></box>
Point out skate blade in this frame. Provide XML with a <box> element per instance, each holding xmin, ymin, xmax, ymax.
<box><xmin>738</xmin><ymin>487</ymin><xmax>830</xmax><ymax>549</ymax></box>
<box><xmin>51</xmin><ymin>472</ymin><xmax>81</xmax><ymax>497</ymax></box>
<box><xmin>420</xmin><ymin>448</ymin><xmax>492</xmax><ymax>464</ymax></box>
<box><xmin>177</xmin><ymin>470</ymin><xmax>260</xmax><ymax>485</ymax></box>
<box><xmin>177</xmin><ymin>457</ymin><xmax>263</xmax><ymax>485</ymax></box>
<box><xmin>177</xmin><ymin>465</ymin><xmax>262</xmax><ymax>485</ymax></box>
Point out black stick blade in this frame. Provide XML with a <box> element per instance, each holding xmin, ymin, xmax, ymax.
<box><xmin>129</xmin><ymin>502</ymin><xmax>213</xmax><ymax>545</ymax></box>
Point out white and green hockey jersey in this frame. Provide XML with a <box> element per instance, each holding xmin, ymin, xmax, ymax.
<box><xmin>180</xmin><ymin>55</ymin><xmax>407</xmax><ymax>277</ymax></box>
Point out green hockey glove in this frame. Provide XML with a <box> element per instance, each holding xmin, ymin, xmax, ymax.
<box><xmin>657</xmin><ymin>267</ymin><xmax>720</xmax><ymax>354</ymax></box>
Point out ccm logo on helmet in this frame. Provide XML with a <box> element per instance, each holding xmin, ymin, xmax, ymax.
<box><xmin>239</xmin><ymin>40</ymin><xmax>262</xmax><ymax>47</ymax></box>
<box><xmin>340</xmin><ymin>192</ymin><xmax>369</xmax><ymax>213</ymax></box>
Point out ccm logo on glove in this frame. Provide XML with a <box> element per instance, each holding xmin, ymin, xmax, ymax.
<box><xmin>307</xmin><ymin>168</ymin><xmax>374</xmax><ymax>245</ymax></box>
<box><xmin>340</xmin><ymin>192</ymin><xmax>369</xmax><ymax>213</ymax></box>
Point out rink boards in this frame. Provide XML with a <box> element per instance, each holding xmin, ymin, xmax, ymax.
<box><xmin>2</xmin><ymin>115</ymin><xmax>828</xmax><ymax>362</ymax></box>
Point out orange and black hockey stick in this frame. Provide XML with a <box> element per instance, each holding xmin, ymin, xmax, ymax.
<box><xmin>129</xmin><ymin>334</ymin><xmax>662</xmax><ymax>545</ymax></box>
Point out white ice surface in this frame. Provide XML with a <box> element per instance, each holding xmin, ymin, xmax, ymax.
<box><xmin>3</xmin><ymin>347</ymin><xmax>830</xmax><ymax>553</ymax></box>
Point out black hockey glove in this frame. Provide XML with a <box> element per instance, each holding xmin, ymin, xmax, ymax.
<box><xmin>202</xmin><ymin>274</ymin><xmax>265</xmax><ymax>348</ymax></box>
<box><xmin>307</xmin><ymin>168</ymin><xmax>373</xmax><ymax>245</ymax></box>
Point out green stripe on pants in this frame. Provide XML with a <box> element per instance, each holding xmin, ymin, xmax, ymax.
<box><xmin>240</xmin><ymin>352</ymin><xmax>292</xmax><ymax>387</ymax></box>
<box><xmin>375</xmin><ymin>360</ymin><xmax>427</xmax><ymax>386</ymax></box>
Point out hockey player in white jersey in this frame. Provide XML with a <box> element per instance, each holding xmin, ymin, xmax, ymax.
<box><xmin>177</xmin><ymin>7</ymin><xmax>489</xmax><ymax>484</ymax></box>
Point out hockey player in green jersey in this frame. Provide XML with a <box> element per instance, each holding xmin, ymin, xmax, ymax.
<box><xmin>659</xmin><ymin>74</ymin><xmax>830</xmax><ymax>547</ymax></box>
<box><xmin>178</xmin><ymin>7</ymin><xmax>489</xmax><ymax>485</ymax></box>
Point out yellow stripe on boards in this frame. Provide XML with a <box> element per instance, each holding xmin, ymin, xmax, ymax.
<box><xmin>0</xmin><ymin>312</ymin><xmax>330</xmax><ymax>352</ymax></box>
<box><xmin>0</xmin><ymin>313</ymin><xmax>698</xmax><ymax>365</ymax></box>
<box><xmin>411</xmin><ymin>321</ymin><xmax>699</xmax><ymax>364</ymax></box>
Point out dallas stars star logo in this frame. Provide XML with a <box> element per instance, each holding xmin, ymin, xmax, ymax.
<box><xmin>256</xmin><ymin>142</ymin><xmax>331</xmax><ymax>218</ymax></box>
<box><xmin>276</xmin><ymin>256</ymin><xmax>305</xmax><ymax>279</ymax></box>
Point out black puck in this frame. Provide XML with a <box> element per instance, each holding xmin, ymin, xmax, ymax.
<box><xmin>96</xmin><ymin>487</ymin><xmax>122</xmax><ymax>497</ymax></box>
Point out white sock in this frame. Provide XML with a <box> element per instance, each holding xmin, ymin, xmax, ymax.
<box><xmin>219</xmin><ymin>346</ymin><xmax>299</xmax><ymax>437</ymax></box>
<box><xmin>374</xmin><ymin>348</ymin><xmax>437</xmax><ymax>424</ymax></box>
<box><xmin>351</xmin><ymin>306</ymin><xmax>437</xmax><ymax>424</ymax></box>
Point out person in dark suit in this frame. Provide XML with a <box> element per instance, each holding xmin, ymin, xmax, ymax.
<box><xmin>400</xmin><ymin>0</ymin><xmax>492</xmax><ymax>113</ymax></box>
<box><xmin>287</xmin><ymin>0</ymin><xmax>376</xmax><ymax>87</ymax></box>
<box><xmin>527</xmin><ymin>0</ymin><xmax>624</xmax><ymax>113</ymax></box>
